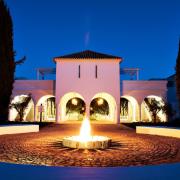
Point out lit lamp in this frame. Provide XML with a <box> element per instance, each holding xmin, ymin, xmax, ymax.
<box><xmin>71</xmin><ymin>98</ymin><xmax>78</xmax><ymax>105</ymax></box>
<box><xmin>97</xmin><ymin>98</ymin><xmax>104</xmax><ymax>105</ymax></box>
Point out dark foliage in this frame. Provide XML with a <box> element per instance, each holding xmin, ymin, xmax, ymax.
<box><xmin>162</xmin><ymin>102</ymin><xmax>176</xmax><ymax>120</ymax></box>
<box><xmin>0</xmin><ymin>0</ymin><xmax>25</xmax><ymax>121</ymax></box>
<box><xmin>0</xmin><ymin>0</ymin><xmax>15</xmax><ymax>121</ymax></box>
<box><xmin>175</xmin><ymin>40</ymin><xmax>180</xmax><ymax>109</ymax></box>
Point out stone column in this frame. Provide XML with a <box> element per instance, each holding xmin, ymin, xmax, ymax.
<box><xmin>56</xmin><ymin>103</ymin><xmax>60</xmax><ymax>124</ymax></box>
<box><xmin>117</xmin><ymin>103</ymin><xmax>120</xmax><ymax>124</ymax></box>
<box><xmin>139</xmin><ymin>103</ymin><xmax>142</xmax><ymax>122</ymax></box>
<box><xmin>34</xmin><ymin>105</ymin><xmax>37</xmax><ymax>122</ymax></box>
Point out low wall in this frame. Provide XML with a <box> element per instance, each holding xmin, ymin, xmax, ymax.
<box><xmin>0</xmin><ymin>125</ymin><xmax>39</xmax><ymax>135</ymax></box>
<box><xmin>136</xmin><ymin>126</ymin><xmax>180</xmax><ymax>138</ymax></box>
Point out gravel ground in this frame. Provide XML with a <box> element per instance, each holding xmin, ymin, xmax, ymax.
<box><xmin>0</xmin><ymin>124</ymin><xmax>179</xmax><ymax>167</ymax></box>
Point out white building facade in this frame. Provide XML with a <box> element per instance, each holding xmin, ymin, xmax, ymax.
<box><xmin>10</xmin><ymin>50</ymin><xmax>170</xmax><ymax>124</ymax></box>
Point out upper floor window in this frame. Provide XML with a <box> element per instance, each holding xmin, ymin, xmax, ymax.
<box><xmin>95</xmin><ymin>65</ymin><xmax>98</xmax><ymax>78</ymax></box>
<box><xmin>78</xmin><ymin>65</ymin><xmax>81</xmax><ymax>78</ymax></box>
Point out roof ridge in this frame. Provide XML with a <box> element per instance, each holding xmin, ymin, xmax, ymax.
<box><xmin>54</xmin><ymin>50</ymin><xmax>121</xmax><ymax>59</ymax></box>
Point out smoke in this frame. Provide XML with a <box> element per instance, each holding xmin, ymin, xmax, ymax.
<box><xmin>84</xmin><ymin>31</ymin><xmax>90</xmax><ymax>48</ymax></box>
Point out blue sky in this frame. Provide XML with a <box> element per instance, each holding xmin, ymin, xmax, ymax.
<box><xmin>5</xmin><ymin>0</ymin><xmax>180</xmax><ymax>80</ymax></box>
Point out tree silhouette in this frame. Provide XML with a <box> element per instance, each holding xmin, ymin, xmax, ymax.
<box><xmin>162</xmin><ymin>102</ymin><xmax>176</xmax><ymax>120</ymax></box>
<box><xmin>0</xmin><ymin>0</ymin><xmax>25</xmax><ymax>121</ymax></box>
<box><xmin>175</xmin><ymin>40</ymin><xmax>180</xmax><ymax>109</ymax></box>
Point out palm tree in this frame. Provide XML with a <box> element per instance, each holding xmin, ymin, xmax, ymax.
<box><xmin>10</xmin><ymin>94</ymin><xmax>32</xmax><ymax>121</ymax></box>
<box><xmin>144</xmin><ymin>98</ymin><xmax>163</xmax><ymax>123</ymax></box>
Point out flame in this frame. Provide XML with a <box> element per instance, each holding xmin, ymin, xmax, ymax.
<box><xmin>79</xmin><ymin>117</ymin><xmax>91</xmax><ymax>142</ymax></box>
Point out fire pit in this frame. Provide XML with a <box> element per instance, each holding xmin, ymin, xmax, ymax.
<box><xmin>62</xmin><ymin>117</ymin><xmax>111</xmax><ymax>149</ymax></box>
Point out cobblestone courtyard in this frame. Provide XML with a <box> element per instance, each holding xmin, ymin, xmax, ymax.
<box><xmin>0</xmin><ymin>124</ymin><xmax>180</xmax><ymax>167</ymax></box>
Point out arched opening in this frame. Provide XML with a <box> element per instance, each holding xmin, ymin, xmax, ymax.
<box><xmin>90</xmin><ymin>97</ymin><xmax>109</xmax><ymax>121</ymax></box>
<box><xmin>120</xmin><ymin>96</ymin><xmax>139</xmax><ymax>123</ymax></box>
<box><xmin>36</xmin><ymin>95</ymin><xmax>56</xmax><ymax>122</ymax></box>
<box><xmin>60</xmin><ymin>92</ymin><xmax>86</xmax><ymax>121</ymax></box>
<box><xmin>9</xmin><ymin>94</ymin><xmax>34</xmax><ymax>121</ymax></box>
<box><xmin>66</xmin><ymin>97</ymin><xmax>85</xmax><ymax>121</ymax></box>
<box><xmin>90</xmin><ymin>92</ymin><xmax>117</xmax><ymax>122</ymax></box>
<box><xmin>141</xmin><ymin>95</ymin><xmax>167</xmax><ymax>122</ymax></box>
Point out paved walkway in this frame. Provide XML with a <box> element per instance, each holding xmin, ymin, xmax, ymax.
<box><xmin>0</xmin><ymin>124</ymin><xmax>180</xmax><ymax>167</ymax></box>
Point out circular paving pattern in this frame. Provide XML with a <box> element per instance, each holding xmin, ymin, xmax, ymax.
<box><xmin>0</xmin><ymin>124</ymin><xmax>180</xmax><ymax>167</ymax></box>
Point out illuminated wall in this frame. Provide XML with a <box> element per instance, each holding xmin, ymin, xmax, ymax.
<box><xmin>55</xmin><ymin>59</ymin><xmax>121</xmax><ymax>124</ymax></box>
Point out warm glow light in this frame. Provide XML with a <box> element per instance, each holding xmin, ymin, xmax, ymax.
<box><xmin>97</xmin><ymin>98</ymin><xmax>104</xmax><ymax>105</ymax></box>
<box><xmin>71</xmin><ymin>98</ymin><xmax>78</xmax><ymax>105</ymax></box>
<box><xmin>62</xmin><ymin>116</ymin><xmax>111</xmax><ymax>149</ymax></box>
<box><xmin>79</xmin><ymin>117</ymin><xmax>91</xmax><ymax>142</ymax></box>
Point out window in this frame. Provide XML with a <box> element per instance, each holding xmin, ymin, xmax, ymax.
<box><xmin>78</xmin><ymin>65</ymin><xmax>80</xmax><ymax>78</ymax></box>
<box><xmin>95</xmin><ymin>65</ymin><xmax>98</xmax><ymax>78</ymax></box>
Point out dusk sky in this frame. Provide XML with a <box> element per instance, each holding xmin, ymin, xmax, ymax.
<box><xmin>5</xmin><ymin>0</ymin><xmax>180</xmax><ymax>80</ymax></box>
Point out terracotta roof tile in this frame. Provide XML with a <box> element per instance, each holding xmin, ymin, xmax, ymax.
<box><xmin>54</xmin><ymin>50</ymin><xmax>121</xmax><ymax>59</ymax></box>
